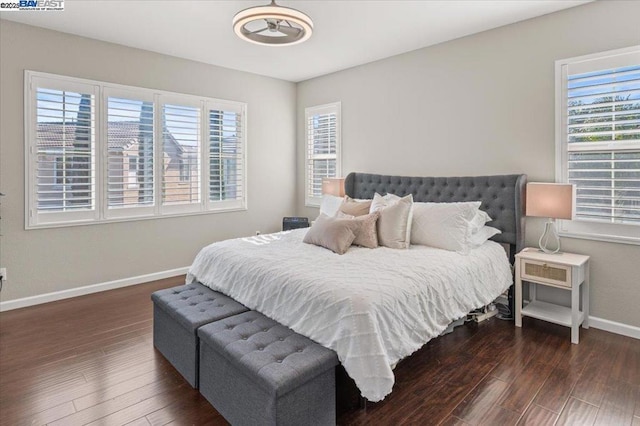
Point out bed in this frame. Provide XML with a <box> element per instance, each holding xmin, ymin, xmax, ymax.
<box><xmin>186</xmin><ymin>172</ymin><xmax>526</xmax><ymax>402</ymax></box>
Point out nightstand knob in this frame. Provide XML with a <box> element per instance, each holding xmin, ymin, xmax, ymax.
<box><xmin>542</xmin><ymin>263</ymin><xmax>548</xmax><ymax>269</ymax></box>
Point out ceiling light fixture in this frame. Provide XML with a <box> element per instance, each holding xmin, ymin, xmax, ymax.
<box><xmin>232</xmin><ymin>0</ymin><xmax>313</xmax><ymax>47</ymax></box>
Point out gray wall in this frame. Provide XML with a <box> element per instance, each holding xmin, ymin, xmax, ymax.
<box><xmin>0</xmin><ymin>20</ymin><xmax>297</xmax><ymax>302</ymax></box>
<box><xmin>296</xmin><ymin>1</ymin><xmax>640</xmax><ymax>327</ymax></box>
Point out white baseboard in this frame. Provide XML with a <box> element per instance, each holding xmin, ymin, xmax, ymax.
<box><xmin>2</xmin><ymin>271</ymin><xmax>638</xmax><ymax>341</ymax></box>
<box><xmin>0</xmin><ymin>267</ymin><xmax>189</xmax><ymax>312</ymax></box>
<box><xmin>588</xmin><ymin>316</ymin><xmax>640</xmax><ymax>340</ymax></box>
<box><xmin>519</xmin><ymin>298</ymin><xmax>639</xmax><ymax>340</ymax></box>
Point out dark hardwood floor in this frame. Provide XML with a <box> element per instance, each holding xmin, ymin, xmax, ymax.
<box><xmin>0</xmin><ymin>277</ymin><xmax>638</xmax><ymax>426</ymax></box>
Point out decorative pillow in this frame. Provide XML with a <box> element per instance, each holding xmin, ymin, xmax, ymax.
<box><xmin>337</xmin><ymin>211</ymin><xmax>380</xmax><ymax>248</ymax></box>
<box><xmin>303</xmin><ymin>214</ymin><xmax>359</xmax><ymax>255</ymax></box>
<box><xmin>370</xmin><ymin>193</ymin><xmax>413</xmax><ymax>249</ymax></box>
<box><xmin>410</xmin><ymin>201</ymin><xmax>481</xmax><ymax>253</ymax></box>
<box><xmin>339</xmin><ymin>197</ymin><xmax>372</xmax><ymax>217</ymax></box>
<box><xmin>470</xmin><ymin>210</ymin><xmax>492</xmax><ymax>234</ymax></box>
<box><xmin>319</xmin><ymin>194</ymin><xmax>345</xmax><ymax>217</ymax></box>
<box><xmin>469</xmin><ymin>226</ymin><xmax>501</xmax><ymax>248</ymax></box>
<box><xmin>369</xmin><ymin>193</ymin><xmax>400</xmax><ymax>214</ymax></box>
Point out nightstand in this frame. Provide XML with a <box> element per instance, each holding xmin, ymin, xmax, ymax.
<box><xmin>515</xmin><ymin>248</ymin><xmax>590</xmax><ymax>344</ymax></box>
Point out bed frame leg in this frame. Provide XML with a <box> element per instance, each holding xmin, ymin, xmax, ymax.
<box><xmin>359</xmin><ymin>396</ymin><xmax>368</xmax><ymax>411</ymax></box>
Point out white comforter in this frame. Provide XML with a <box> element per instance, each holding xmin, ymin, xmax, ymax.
<box><xmin>186</xmin><ymin>229</ymin><xmax>512</xmax><ymax>402</ymax></box>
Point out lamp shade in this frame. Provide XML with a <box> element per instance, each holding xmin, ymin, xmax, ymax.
<box><xmin>322</xmin><ymin>178</ymin><xmax>345</xmax><ymax>197</ymax></box>
<box><xmin>526</xmin><ymin>183</ymin><xmax>576</xmax><ymax>220</ymax></box>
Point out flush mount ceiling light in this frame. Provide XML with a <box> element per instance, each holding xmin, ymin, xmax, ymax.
<box><xmin>232</xmin><ymin>0</ymin><xmax>313</xmax><ymax>46</ymax></box>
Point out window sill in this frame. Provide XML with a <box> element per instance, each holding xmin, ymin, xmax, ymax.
<box><xmin>26</xmin><ymin>206</ymin><xmax>248</xmax><ymax>230</ymax></box>
<box><xmin>559</xmin><ymin>230</ymin><xmax>640</xmax><ymax>247</ymax></box>
<box><xmin>305</xmin><ymin>196</ymin><xmax>322</xmax><ymax>208</ymax></box>
<box><xmin>556</xmin><ymin>219</ymin><xmax>640</xmax><ymax>246</ymax></box>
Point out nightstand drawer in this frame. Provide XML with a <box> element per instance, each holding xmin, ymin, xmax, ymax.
<box><xmin>521</xmin><ymin>259</ymin><xmax>572</xmax><ymax>288</ymax></box>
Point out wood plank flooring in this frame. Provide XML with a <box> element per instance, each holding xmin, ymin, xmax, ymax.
<box><xmin>1</xmin><ymin>277</ymin><xmax>638</xmax><ymax>425</ymax></box>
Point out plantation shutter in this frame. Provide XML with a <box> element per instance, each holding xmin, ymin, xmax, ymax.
<box><xmin>26</xmin><ymin>71</ymin><xmax>248</xmax><ymax>228</ymax></box>
<box><xmin>564</xmin><ymin>50</ymin><xmax>640</xmax><ymax>224</ymax></box>
<box><xmin>161</xmin><ymin>102</ymin><xmax>201</xmax><ymax>208</ymax></box>
<box><xmin>32</xmin><ymin>81</ymin><xmax>97</xmax><ymax>224</ymax></box>
<box><xmin>305</xmin><ymin>103</ymin><xmax>341</xmax><ymax>206</ymax></box>
<box><xmin>208</xmin><ymin>102</ymin><xmax>245</xmax><ymax>209</ymax></box>
<box><xmin>105</xmin><ymin>92</ymin><xmax>155</xmax><ymax>213</ymax></box>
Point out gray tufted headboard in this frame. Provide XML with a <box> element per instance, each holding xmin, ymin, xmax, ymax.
<box><xmin>344</xmin><ymin>172</ymin><xmax>527</xmax><ymax>262</ymax></box>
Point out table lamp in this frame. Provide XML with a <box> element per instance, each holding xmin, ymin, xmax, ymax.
<box><xmin>322</xmin><ymin>178</ymin><xmax>345</xmax><ymax>197</ymax></box>
<box><xmin>526</xmin><ymin>183</ymin><xmax>576</xmax><ymax>254</ymax></box>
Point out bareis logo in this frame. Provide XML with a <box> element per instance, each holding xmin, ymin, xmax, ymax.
<box><xmin>20</xmin><ymin>0</ymin><xmax>63</xmax><ymax>7</ymax></box>
<box><xmin>0</xmin><ymin>0</ymin><xmax>64</xmax><ymax>11</ymax></box>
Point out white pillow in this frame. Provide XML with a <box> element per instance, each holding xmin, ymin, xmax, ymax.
<box><xmin>410</xmin><ymin>201</ymin><xmax>481</xmax><ymax>253</ymax></box>
<box><xmin>319</xmin><ymin>194</ymin><xmax>344</xmax><ymax>217</ymax></box>
<box><xmin>370</xmin><ymin>193</ymin><xmax>413</xmax><ymax>249</ymax></box>
<box><xmin>470</xmin><ymin>226</ymin><xmax>502</xmax><ymax>248</ymax></box>
<box><xmin>470</xmin><ymin>210</ymin><xmax>492</xmax><ymax>234</ymax></box>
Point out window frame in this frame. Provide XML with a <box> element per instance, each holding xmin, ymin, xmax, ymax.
<box><xmin>158</xmin><ymin>94</ymin><xmax>204</xmax><ymax>216</ymax></box>
<box><xmin>102</xmin><ymin>86</ymin><xmax>157</xmax><ymax>220</ymax></box>
<box><xmin>555</xmin><ymin>45</ymin><xmax>640</xmax><ymax>245</ymax></box>
<box><xmin>304</xmin><ymin>102</ymin><xmax>342</xmax><ymax>207</ymax></box>
<box><xmin>205</xmin><ymin>100</ymin><xmax>247</xmax><ymax>212</ymax></box>
<box><xmin>25</xmin><ymin>71</ymin><xmax>247</xmax><ymax>230</ymax></box>
<box><xmin>26</xmin><ymin>75</ymin><xmax>100</xmax><ymax>226</ymax></box>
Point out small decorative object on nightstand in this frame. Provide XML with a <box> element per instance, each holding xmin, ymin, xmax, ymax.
<box><xmin>515</xmin><ymin>247</ymin><xmax>590</xmax><ymax>344</ymax></box>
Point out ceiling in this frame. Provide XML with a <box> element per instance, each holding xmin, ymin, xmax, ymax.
<box><xmin>1</xmin><ymin>0</ymin><xmax>591</xmax><ymax>82</ymax></box>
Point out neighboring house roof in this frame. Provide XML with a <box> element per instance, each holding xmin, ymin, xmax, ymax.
<box><xmin>36</xmin><ymin>122</ymin><xmax>183</xmax><ymax>153</ymax></box>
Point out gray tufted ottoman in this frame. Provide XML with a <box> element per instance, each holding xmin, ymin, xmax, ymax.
<box><xmin>198</xmin><ymin>310</ymin><xmax>339</xmax><ymax>426</ymax></box>
<box><xmin>151</xmin><ymin>283</ymin><xmax>248</xmax><ymax>388</ymax></box>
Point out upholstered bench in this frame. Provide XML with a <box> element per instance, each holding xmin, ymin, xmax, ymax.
<box><xmin>151</xmin><ymin>283</ymin><xmax>248</xmax><ymax>388</ymax></box>
<box><xmin>198</xmin><ymin>310</ymin><xmax>339</xmax><ymax>426</ymax></box>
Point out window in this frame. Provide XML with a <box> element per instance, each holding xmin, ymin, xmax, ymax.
<box><xmin>106</xmin><ymin>90</ymin><xmax>154</xmax><ymax>213</ymax></box>
<box><xmin>26</xmin><ymin>71</ymin><xmax>247</xmax><ymax>228</ymax></box>
<box><xmin>556</xmin><ymin>46</ymin><xmax>640</xmax><ymax>244</ymax></box>
<box><xmin>33</xmin><ymin>82</ymin><xmax>97</xmax><ymax>224</ymax></box>
<box><xmin>161</xmin><ymin>102</ymin><xmax>201</xmax><ymax>209</ymax></box>
<box><xmin>178</xmin><ymin>159</ymin><xmax>189</xmax><ymax>182</ymax></box>
<box><xmin>53</xmin><ymin>156</ymin><xmax>65</xmax><ymax>186</ymax></box>
<box><xmin>127</xmin><ymin>156</ymin><xmax>138</xmax><ymax>189</ymax></box>
<box><xmin>208</xmin><ymin>104</ymin><xmax>245</xmax><ymax>205</ymax></box>
<box><xmin>305</xmin><ymin>102</ymin><xmax>341</xmax><ymax>207</ymax></box>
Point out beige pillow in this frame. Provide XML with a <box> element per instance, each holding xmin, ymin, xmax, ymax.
<box><xmin>337</xmin><ymin>211</ymin><xmax>380</xmax><ymax>248</ymax></box>
<box><xmin>303</xmin><ymin>214</ymin><xmax>359</xmax><ymax>255</ymax></box>
<box><xmin>369</xmin><ymin>193</ymin><xmax>400</xmax><ymax>213</ymax></box>
<box><xmin>339</xmin><ymin>197</ymin><xmax>372</xmax><ymax>217</ymax></box>
<box><xmin>371</xmin><ymin>194</ymin><xmax>413</xmax><ymax>249</ymax></box>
